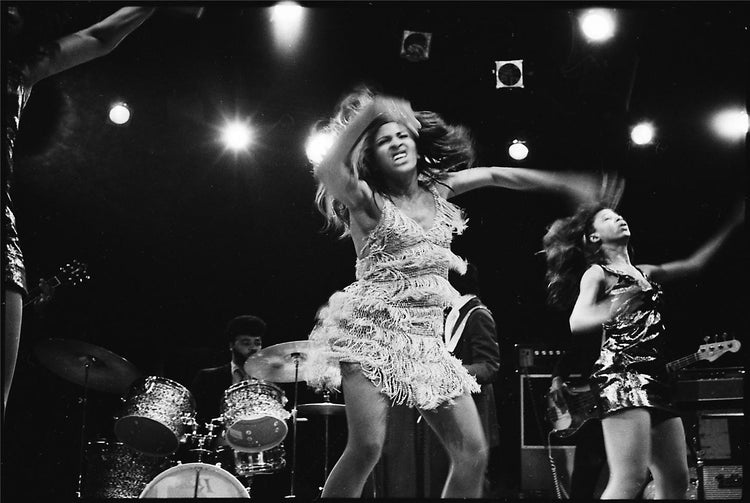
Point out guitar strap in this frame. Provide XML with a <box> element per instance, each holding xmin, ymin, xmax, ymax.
<box><xmin>444</xmin><ymin>295</ymin><xmax>490</xmax><ymax>353</ymax></box>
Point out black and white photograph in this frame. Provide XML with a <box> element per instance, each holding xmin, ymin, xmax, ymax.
<box><xmin>1</xmin><ymin>2</ymin><xmax>746</xmax><ymax>500</ymax></box>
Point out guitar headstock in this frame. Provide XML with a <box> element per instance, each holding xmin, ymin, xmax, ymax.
<box><xmin>697</xmin><ymin>333</ymin><xmax>741</xmax><ymax>363</ymax></box>
<box><xmin>58</xmin><ymin>260</ymin><xmax>91</xmax><ymax>287</ymax></box>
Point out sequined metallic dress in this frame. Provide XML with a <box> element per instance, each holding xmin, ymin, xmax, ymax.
<box><xmin>590</xmin><ymin>265</ymin><xmax>674</xmax><ymax>418</ymax></box>
<box><xmin>3</xmin><ymin>61</ymin><xmax>31</xmax><ymax>294</ymax></box>
<box><xmin>307</xmin><ymin>184</ymin><xmax>480</xmax><ymax>410</ymax></box>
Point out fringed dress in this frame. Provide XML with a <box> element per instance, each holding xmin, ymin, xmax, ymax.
<box><xmin>590</xmin><ymin>265</ymin><xmax>675</xmax><ymax>418</ymax></box>
<box><xmin>307</xmin><ymin>184</ymin><xmax>480</xmax><ymax>410</ymax></box>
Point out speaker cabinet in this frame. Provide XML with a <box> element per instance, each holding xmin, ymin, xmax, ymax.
<box><xmin>702</xmin><ymin>465</ymin><xmax>742</xmax><ymax>500</ymax></box>
<box><xmin>519</xmin><ymin>373</ymin><xmax>577</xmax><ymax>497</ymax></box>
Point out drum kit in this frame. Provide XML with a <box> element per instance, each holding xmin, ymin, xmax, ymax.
<box><xmin>33</xmin><ymin>338</ymin><xmax>345</xmax><ymax>499</ymax></box>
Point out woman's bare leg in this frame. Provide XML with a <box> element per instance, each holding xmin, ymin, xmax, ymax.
<box><xmin>648</xmin><ymin>417</ymin><xmax>689</xmax><ymax>499</ymax></box>
<box><xmin>600</xmin><ymin>408</ymin><xmax>651</xmax><ymax>499</ymax></box>
<box><xmin>3</xmin><ymin>289</ymin><xmax>22</xmax><ymax>416</ymax></box>
<box><xmin>419</xmin><ymin>393</ymin><xmax>488</xmax><ymax>498</ymax></box>
<box><xmin>321</xmin><ymin>363</ymin><xmax>390</xmax><ymax>498</ymax></box>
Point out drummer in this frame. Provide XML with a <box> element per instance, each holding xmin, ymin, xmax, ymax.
<box><xmin>190</xmin><ymin>315</ymin><xmax>267</xmax><ymax>425</ymax></box>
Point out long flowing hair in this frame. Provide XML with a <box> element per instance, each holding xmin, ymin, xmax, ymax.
<box><xmin>311</xmin><ymin>87</ymin><xmax>475</xmax><ymax>237</ymax></box>
<box><xmin>542</xmin><ymin>204</ymin><xmax>609</xmax><ymax>310</ymax></box>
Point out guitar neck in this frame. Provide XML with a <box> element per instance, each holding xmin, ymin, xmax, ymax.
<box><xmin>23</xmin><ymin>277</ymin><xmax>62</xmax><ymax>307</ymax></box>
<box><xmin>666</xmin><ymin>353</ymin><xmax>700</xmax><ymax>372</ymax></box>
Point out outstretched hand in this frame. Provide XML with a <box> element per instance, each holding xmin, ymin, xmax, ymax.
<box><xmin>371</xmin><ymin>96</ymin><xmax>421</xmax><ymax>137</ymax></box>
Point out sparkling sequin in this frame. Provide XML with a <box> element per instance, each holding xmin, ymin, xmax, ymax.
<box><xmin>116</xmin><ymin>376</ymin><xmax>196</xmax><ymax>455</ymax></box>
<box><xmin>590</xmin><ymin>265</ymin><xmax>674</xmax><ymax>417</ymax></box>
<box><xmin>3</xmin><ymin>62</ymin><xmax>31</xmax><ymax>293</ymax></box>
<box><xmin>221</xmin><ymin>379</ymin><xmax>291</xmax><ymax>452</ymax></box>
<box><xmin>82</xmin><ymin>441</ymin><xmax>174</xmax><ymax>498</ymax></box>
<box><xmin>307</xmin><ymin>184</ymin><xmax>479</xmax><ymax>410</ymax></box>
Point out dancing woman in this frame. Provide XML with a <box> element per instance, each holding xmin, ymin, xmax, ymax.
<box><xmin>3</xmin><ymin>6</ymin><xmax>156</xmax><ymax>413</ymax></box>
<box><xmin>542</xmin><ymin>202</ymin><xmax>743</xmax><ymax>498</ymax></box>
<box><xmin>306</xmin><ymin>87</ymin><xmax>609</xmax><ymax>498</ymax></box>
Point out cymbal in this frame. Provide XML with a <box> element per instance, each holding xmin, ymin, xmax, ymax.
<box><xmin>243</xmin><ymin>340</ymin><xmax>313</xmax><ymax>383</ymax></box>
<box><xmin>297</xmin><ymin>403</ymin><xmax>346</xmax><ymax>417</ymax></box>
<box><xmin>34</xmin><ymin>338</ymin><xmax>142</xmax><ymax>394</ymax></box>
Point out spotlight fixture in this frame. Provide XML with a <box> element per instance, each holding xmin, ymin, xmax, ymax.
<box><xmin>495</xmin><ymin>60</ymin><xmax>523</xmax><ymax>88</ymax></box>
<box><xmin>400</xmin><ymin>30</ymin><xmax>432</xmax><ymax>62</ymax></box>
<box><xmin>221</xmin><ymin>120</ymin><xmax>253</xmax><ymax>152</ymax></box>
<box><xmin>630</xmin><ymin>122</ymin><xmax>654</xmax><ymax>146</ymax></box>
<box><xmin>579</xmin><ymin>9</ymin><xmax>617</xmax><ymax>43</ymax></box>
<box><xmin>305</xmin><ymin>131</ymin><xmax>335</xmax><ymax>165</ymax></box>
<box><xmin>711</xmin><ymin>108</ymin><xmax>748</xmax><ymax>141</ymax></box>
<box><xmin>508</xmin><ymin>139</ymin><xmax>529</xmax><ymax>160</ymax></box>
<box><xmin>108</xmin><ymin>103</ymin><xmax>131</xmax><ymax>125</ymax></box>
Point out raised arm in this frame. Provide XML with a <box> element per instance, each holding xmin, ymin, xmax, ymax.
<box><xmin>569</xmin><ymin>265</ymin><xmax>610</xmax><ymax>335</ymax></box>
<box><xmin>639</xmin><ymin>200</ymin><xmax>744</xmax><ymax>284</ymax></box>
<box><xmin>314</xmin><ymin>104</ymin><xmax>380</xmax><ymax>212</ymax></box>
<box><xmin>26</xmin><ymin>6</ymin><xmax>156</xmax><ymax>85</ymax></box>
<box><xmin>437</xmin><ymin>166</ymin><xmax>623</xmax><ymax>206</ymax></box>
<box><xmin>315</xmin><ymin>97</ymin><xmax>421</xmax><ymax>221</ymax></box>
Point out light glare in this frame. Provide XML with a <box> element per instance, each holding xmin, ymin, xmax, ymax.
<box><xmin>631</xmin><ymin>123</ymin><xmax>655</xmax><ymax>145</ymax></box>
<box><xmin>270</xmin><ymin>2</ymin><xmax>305</xmax><ymax>51</ymax></box>
<box><xmin>508</xmin><ymin>140</ymin><xmax>529</xmax><ymax>160</ymax></box>
<box><xmin>222</xmin><ymin>121</ymin><xmax>253</xmax><ymax>151</ymax></box>
<box><xmin>712</xmin><ymin>109</ymin><xmax>748</xmax><ymax>140</ymax></box>
<box><xmin>109</xmin><ymin>103</ymin><xmax>131</xmax><ymax>125</ymax></box>
<box><xmin>579</xmin><ymin>9</ymin><xmax>616</xmax><ymax>43</ymax></box>
<box><xmin>306</xmin><ymin>131</ymin><xmax>335</xmax><ymax>165</ymax></box>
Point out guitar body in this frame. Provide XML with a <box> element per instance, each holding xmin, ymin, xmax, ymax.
<box><xmin>547</xmin><ymin>382</ymin><xmax>601</xmax><ymax>439</ymax></box>
<box><xmin>546</xmin><ymin>337</ymin><xmax>741</xmax><ymax>439</ymax></box>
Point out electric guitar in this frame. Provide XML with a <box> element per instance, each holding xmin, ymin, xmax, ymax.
<box><xmin>546</xmin><ymin>336</ymin><xmax>741</xmax><ymax>439</ymax></box>
<box><xmin>23</xmin><ymin>260</ymin><xmax>90</xmax><ymax>307</ymax></box>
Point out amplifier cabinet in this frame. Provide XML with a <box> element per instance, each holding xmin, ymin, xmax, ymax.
<box><xmin>702</xmin><ymin>465</ymin><xmax>742</xmax><ymax>500</ymax></box>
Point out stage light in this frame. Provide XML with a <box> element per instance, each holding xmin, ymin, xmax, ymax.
<box><xmin>270</xmin><ymin>1</ymin><xmax>305</xmax><ymax>51</ymax></box>
<box><xmin>108</xmin><ymin>103</ymin><xmax>131</xmax><ymax>125</ymax></box>
<box><xmin>579</xmin><ymin>9</ymin><xmax>616</xmax><ymax>43</ymax></box>
<box><xmin>400</xmin><ymin>31</ymin><xmax>432</xmax><ymax>62</ymax></box>
<box><xmin>305</xmin><ymin>131</ymin><xmax>335</xmax><ymax>165</ymax></box>
<box><xmin>508</xmin><ymin>139</ymin><xmax>529</xmax><ymax>160</ymax></box>
<box><xmin>495</xmin><ymin>60</ymin><xmax>524</xmax><ymax>89</ymax></box>
<box><xmin>711</xmin><ymin>108</ymin><xmax>748</xmax><ymax>141</ymax></box>
<box><xmin>630</xmin><ymin>122</ymin><xmax>654</xmax><ymax>145</ymax></box>
<box><xmin>221</xmin><ymin>120</ymin><xmax>253</xmax><ymax>151</ymax></box>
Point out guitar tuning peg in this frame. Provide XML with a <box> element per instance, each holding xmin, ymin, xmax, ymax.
<box><xmin>703</xmin><ymin>336</ymin><xmax>710</xmax><ymax>343</ymax></box>
<box><xmin>721</xmin><ymin>333</ymin><xmax>727</xmax><ymax>341</ymax></box>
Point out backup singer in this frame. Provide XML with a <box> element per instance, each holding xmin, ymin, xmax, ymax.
<box><xmin>305</xmin><ymin>86</ymin><xmax>611</xmax><ymax>498</ymax></box>
<box><xmin>542</xmin><ymin>201</ymin><xmax>743</xmax><ymax>498</ymax></box>
<box><xmin>3</xmin><ymin>5</ymin><xmax>155</xmax><ymax>414</ymax></box>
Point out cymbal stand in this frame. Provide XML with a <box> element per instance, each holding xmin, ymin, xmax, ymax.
<box><xmin>285</xmin><ymin>352</ymin><xmax>302</xmax><ymax>499</ymax></box>
<box><xmin>75</xmin><ymin>356</ymin><xmax>94</xmax><ymax>498</ymax></box>
<box><xmin>322</xmin><ymin>391</ymin><xmax>332</xmax><ymax>484</ymax></box>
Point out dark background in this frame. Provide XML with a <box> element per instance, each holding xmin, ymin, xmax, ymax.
<box><xmin>2</xmin><ymin>2</ymin><xmax>747</xmax><ymax>500</ymax></box>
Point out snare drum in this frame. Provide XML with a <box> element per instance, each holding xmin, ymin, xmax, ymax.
<box><xmin>83</xmin><ymin>440</ymin><xmax>174</xmax><ymax>499</ymax></box>
<box><xmin>115</xmin><ymin>376</ymin><xmax>196</xmax><ymax>456</ymax></box>
<box><xmin>139</xmin><ymin>463</ymin><xmax>249</xmax><ymax>498</ymax></box>
<box><xmin>216</xmin><ymin>444</ymin><xmax>287</xmax><ymax>476</ymax></box>
<box><xmin>221</xmin><ymin>379</ymin><xmax>290</xmax><ymax>452</ymax></box>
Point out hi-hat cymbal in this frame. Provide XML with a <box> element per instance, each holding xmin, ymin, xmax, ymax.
<box><xmin>243</xmin><ymin>340</ymin><xmax>313</xmax><ymax>383</ymax></box>
<box><xmin>34</xmin><ymin>338</ymin><xmax>142</xmax><ymax>394</ymax></box>
<box><xmin>297</xmin><ymin>403</ymin><xmax>346</xmax><ymax>417</ymax></box>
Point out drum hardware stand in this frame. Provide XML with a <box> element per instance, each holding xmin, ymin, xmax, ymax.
<box><xmin>75</xmin><ymin>356</ymin><xmax>95</xmax><ymax>499</ymax></box>
<box><xmin>285</xmin><ymin>351</ymin><xmax>303</xmax><ymax>499</ymax></box>
<box><xmin>322</xmin><ymin>391</ymin><xmax>333</xmax><ymax>485</ymax></box>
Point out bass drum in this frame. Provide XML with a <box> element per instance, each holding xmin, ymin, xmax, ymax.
<box><xmin>139</xmin><ymin>463</ymin><xmax>249</xmax><ymax>498</ymax></box>
<box><xmin>82</xmin><ymin>440</ymin><xmax>174</xmax><ymax>498</ymax></box>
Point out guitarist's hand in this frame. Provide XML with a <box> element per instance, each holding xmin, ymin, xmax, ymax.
<box><xmin>33</xmin><ymin>278</ymin><xmax>57</xmax><ymax>307</ymax></box>
<box><xmin>548</xmin><ymin>376</ymin><xmax>568</xmax><ymax>411</ymax></box>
